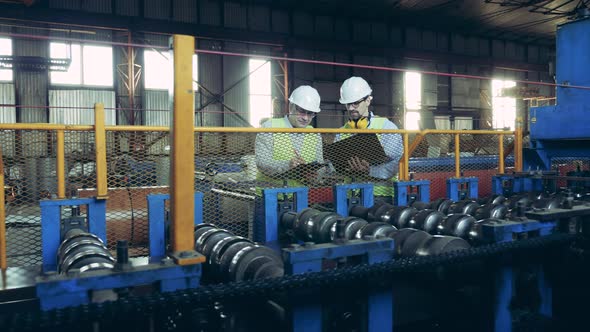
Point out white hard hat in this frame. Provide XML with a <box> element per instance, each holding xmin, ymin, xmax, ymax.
<box><xmin>339</xmin><ymin>76</ymin><xmax>372</xmax><ymax>104</ymax></box>
<box><xmin>288</xmin><ymin>85</ymin><xmax>321</xmax><ymax>113</ymax></box>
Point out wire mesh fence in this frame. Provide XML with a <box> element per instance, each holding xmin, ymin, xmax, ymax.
<box><xmin>1</xmin><ymin>125</ymin><xmax>515</xmax><ymax>269</ymax></box>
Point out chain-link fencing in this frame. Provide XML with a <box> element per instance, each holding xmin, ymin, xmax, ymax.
<box><xmin>1</xmin><ymin>125</ymin><xmax>515</xmax><ymax>270</ymax></box>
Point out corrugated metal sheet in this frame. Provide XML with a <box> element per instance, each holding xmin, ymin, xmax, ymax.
<box><xmin>200</xmin><ymin>0</ymin><xmax>221</xmax><ymax>26</ymax></box>
<box><xmin>144</xmin><ymin>90</ymin><xmax>170</xmax><ymax>126</ymax></box>
<box><xmin>198</xmin><ymin>40</ymin><xmax>223</xmax><ymax>127</ymax></box>
<box><xmin>17</xmin><ymin>72</ymin><xmax>48</xmax><ymax>123</ymax></box>
<box><xmin>144</xmin><ymin>0</ymin><xmax>171</xmax><ymax>20</ymax></box>
<box><xmin>271</xmin><ymin>9</ymin><xmax>289</xmax><ymax>33</ymax></box>
<box><xmin>49</xmin><ymin>90</ymin><xmax>116</xmax><ymax>125</ymax></box>
<box><xmin>49</xmin><ymin>0</ymin><xmax>81</xmax><ymax>10</ymax></box>
<box><xmin>0</xmin><ymin>83</ymin><xmax>16</xmax><ymax>123</ymax></box>
<box><xmin>116</xmin><ymin>0</ymin><xmax>139</xmax><ymax>16</ymax></box>
<box><xmin>222</xmin><ymin>56</ymin><xmax>249</xmax><ymax>127</ymax></box>
<box><xmin>224</xmin><ymin>2</ymin><xmax>247</xmax><ymax>29</ymax></box>
<box><xmin>82</xmin><ymin>0</ymin><xmax>111</xmax><ymax>13</ymax></box>
<box><xmin>248</xmin><ymin>4</ymin><xmax>270</xmax><ymax>32</ymax></box>
<box><xmin>173</xmin><ymin>0</ymin><xmax>198</xmax><ymax>23</ymax></box>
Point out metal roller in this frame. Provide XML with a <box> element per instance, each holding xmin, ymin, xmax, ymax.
<box><xmin>208</xmin><ymin>235</ymin><xmax>253</xmax><ymax>281</ymax></box>
<box><xmin>399</xmin><ymin>230</ymin><xmax>432</xmax><ymax>257</ymax></box>
<box><xmin>415</xmin><ymin>235</ymin><xmax>471</xmax><ymax>256</ymax></box>
<box><xmin>281</xmin><ymin>208</ymin><xmax>339</xmax><ymax>244</ymax></box>
<box><xmin>218</xmin><ymin>241</ymin><xmax>257</xmax><ymax>282</ymax></box>
<box><xmin>429</xmin><ymin>198</ymin><xmax>454</xmax><ymax>214</ymax></box>
<box><xmin>437</xmin><ymin>214</ymin><xmax>477</xmax><ymax>238</ymax></box>
<box><xmin>448</xmin><ymin>200</ymin><xmax>479</xmax><ymax>216</ymax></box>
<box><xmin>329</xmin><ymin>216</ymin><xmax>368</xmax><ymax>241</ymax></box>
<box><xmin>408</xmin><ymin>209</ymin><xmax>446</xmax><ymax>234</ymax></box>
<box><xmin>474</xmin><ymin>203</ymin><xmax>508</xmax><ymax>220</ymax></box>
<box><xmin>357</xmin><ymin>222</ymin><xmax>397</xmax><ymax>239</ymax></box>
<box><xmin>533</xmin><ymin>197</ymin><xmax>562</xmax><ymax>210</ymax></box>
<box><xmin>477</xmin><ymin>194</ymin><xmax>506</xmax><ymax>205</ymax></box>
<box><xmin>378</xmin><ymin>206</ymin><xmax>418</xmax><ymax>229</ymax></box>
<box><xmin>194</xmin><ymin>223</ymin><xmax>217</xmax><ymax>248</ymax></box>
<box><xmin>57</xmin><ymin>229</ymin><xmax>114</xmax><ymax>274</ymax></box>
<box><xmin>410</xmin><ymin>201</ymin><xmax>429</xmax><ymax>211</ymax></box>
<box><xmin>227</xmin><ymin>245</ymin><xmax>284</xmax><ymax>282</ymax></box>
<box><xmin>197</xmin><ymin>229</ymin><xmax>234</xmax><ymax>258</ymax></box>
<box><xmin>388</xmin><ymin>228</ymin><xmax>418</xmax><ymax>257</ymax></box>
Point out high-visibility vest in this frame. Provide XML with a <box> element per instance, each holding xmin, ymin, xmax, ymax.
<box><xmin>256</xmin><ymin>118</ymin><xmax>320</xmax><ymax>195</ymax></box>
<box><xmin>340</xmin><ymin>117</ymin><xmax>397</xmax><ymax>197</ymax></box>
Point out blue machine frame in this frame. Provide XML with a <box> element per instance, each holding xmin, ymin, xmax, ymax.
<box><xmin>36</xmin><ymin>197</ymin><xmax>202</xmax><ymax>310</ymax></box>
<box><xmin>333</xmin><ymin>183</ymin><xmax>374</xmax><ymax>216</ymax></box>
<box><xmin>527</xmin><ymin>18</ymin><xmax>590</xmax><ymax>170</ymax></box>
<box><xmin>256</xmin><ymin>187</ymin><xmax>309</xmax><ymax>245</ymax></box>
<box><xmin>393</xmin><ymin>180</ymin><xmax>430</xmax><ymax>206</ymax></box>
<box><xmin>146</xmin><ymin>192</ymin><xmax>204</xmax><ymax>258</ymax></box>
<box><xmin>446</xmin><ymin>177</ymin><xmax>478</xmax><ymax>201</ymax></box>
<box><xmin>481</xmin><ymin>220</ymin><xmax>556</xmax><ymax>332</ymax></box>
<box><xmin>283</xmin><ymin>238</ymin><xmax>395</xmax><ymax>332</ymax></box>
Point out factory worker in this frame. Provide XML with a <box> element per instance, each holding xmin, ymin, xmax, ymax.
<box><xmin>335</xmin><ymin>76</ymin><xmax>403</xmax><ymax>204</ymax></box>
<box><xmin>255</xmin><ymin>85</ymin><xmax>325</xmax><ymax>187</ymax></box>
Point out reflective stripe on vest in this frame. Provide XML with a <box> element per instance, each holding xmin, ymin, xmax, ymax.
<box><xmin>341</xmin><ymin>117</ymin><xmax>395</xmax><ymax>197</ymax></box>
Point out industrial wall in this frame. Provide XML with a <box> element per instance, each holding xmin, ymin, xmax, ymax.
<box><xmin>0</xmin><ymin>0</ymin><xmax>555</xmax><ymax>129</ymax></box>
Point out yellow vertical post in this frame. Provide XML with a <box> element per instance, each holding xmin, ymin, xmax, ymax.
<box><xmin>454</xmin><ymin>133</ymin><xmax>461</xmax><ymax>178</ymax></box>
<box><xmin>169</xmin><ymin>35</ymin><xmax>204</xmax><ymax>265</ymax></box>
<box><xmin>56</xmin><ymin>130</ymin><xmax>66</xmax><ymax>198</ymax></box>
<box><xmin>498</xmin><ymin>134</ymin><xmax>505</xmax><ymax>174</ymax></box>
<box><xmin>514</xmin><ymin>117</ymin><xmax>523</xmax><ymax>172</ymax></box>
<box><xmin>94</xmin><ymin>103</ymin><xmax>108</xmax><ymax>199</ymax></box>
<box><xmin>402</xmin><ymin>133</ymin><xmax>409</xmax><ymax>181</ymax></box>
<box><xmin>0</xmin><ymin>146</ymin><xmax>6</xmax><ymax>270</ymax></box>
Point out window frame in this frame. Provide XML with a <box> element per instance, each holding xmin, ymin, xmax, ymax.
<box><xmin>49</xmin><ymin>41</ymin><xmax>114</xmax><ymax>88</ymax></box>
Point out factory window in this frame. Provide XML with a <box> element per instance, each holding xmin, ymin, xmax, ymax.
<box><xmin>492</xmin><ymin>79</ymin><xmax>516</xmax><ymax>130</ymax></box>
<box><xmin>49</xmin><ymin>42</ymin><xmax>113</xmax><ymax>87</ymax></box>
<box><xmin>249</xmin><ymin>59</ymin><xmax>272</xmax><ymax>127</ymax></box>
<box><xmin>0</xmin><ymin>38</ymin><xmax>12</xmax><ymax>81</ymax></box>
<box><xmin>144</xmin><ymin>50</ymin><xmax>199</xmax><ymax>90</ymax></box>
<box><xmin>404</xmin><ymin>71</ymin><xmax>421</xmax><ymax>130</ymax></box>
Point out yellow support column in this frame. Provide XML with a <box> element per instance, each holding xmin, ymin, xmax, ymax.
<box><xmin>0</xmin><ymin>146</ymin><xmax>7</xmax><ymax>270</ymax></box>
<box><xmin>454</xmin><ymin>134</ymin><xmax>461</xmax><ymax>178</ymax></box>
<box><xmin>94</xmin><ymin>103</ymin><xmax>108</xmax><ymax>199</ymax></box>
<box><xmin>498</xmin><ymin>134</ymin><xmax>505</xmax><ymax>174</ymax></box>
<box><xmin>402</xmin><ymin>133</ymin><xmax>410</xmax><ymax>181</ymax></box>
<box><xmin>169</xmin><ymin>35</ymin><xmax>204</xmax><ymax>265</ymax></box>
<box><xmin>57</xmin><ymin>130</ymin><xmax>66</xmax><ymax>199</ymax></box>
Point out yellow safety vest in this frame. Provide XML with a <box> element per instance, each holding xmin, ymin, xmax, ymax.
<box><xmin>340</xmin><ymin>117</ymin><xmax>397</xmax><ymax>197</ymax></box>
<box><xmin>256</xmin><ymin>118</ymin><xmax>320</xmax><ymax>195</ymax></box>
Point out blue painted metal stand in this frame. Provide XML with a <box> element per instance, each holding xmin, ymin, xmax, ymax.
<box><xmin>147</xmin><ymin>192</ymin><xmax>204</xmax><ymax>259</ymax></box>
<box><xmin>393</xmin><ymin>180</ymin><xmax>430</xmax><ymax>206</ymax></box>
<box><xmin>446</xmin><ymin>177</ymin><xmax>478</xmax><ymax>201</ymax></box>
<box><xmin>283</xmin><ymin>238</ymin><xmax>395</xmax><ymax>332</ymax></box>
<box><xmin>40</xmin><ymin>198</ymin><xmax>107</xmax><ymax>273</ymax></box>
<box><xmin>37</xmin><ymin>196</ymin><xmax>202</xmax><ymax>310</ymax></box>
<box><xmin>492</xmin><ymin>175</ymin><xmax>524</xmax><ymax>196</ymax></box>
<box><xmin>333</xmin><ymin>183</ymin><xmax>374</xmax><ymax>216</ymax></box>
<box><xmin>255</xmin><ymin>187</ymin><xmax>308</xmax><ymax>245</ymax></box>
<box><xmin>483</xmin><ymin>220</ymin><xmax>556</xmax><ymax>332</ymax></box>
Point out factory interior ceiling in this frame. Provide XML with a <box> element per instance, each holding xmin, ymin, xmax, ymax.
<box><xmin>0</xmin><ymin>0</ymin><xmax>588</xmax><ymax>46</ymax></box>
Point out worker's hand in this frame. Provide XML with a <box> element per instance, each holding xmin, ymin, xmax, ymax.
<box><xmin>289</xmin><ymin>155</ymin><xmax>306</xmax><ymax>169</ymax></box>
<box><xmin>347</xmin><ymin>156</ymin><xmax>370</xmax><ymax>177</ymax></box>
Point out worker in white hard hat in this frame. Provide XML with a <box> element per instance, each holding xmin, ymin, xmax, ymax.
<box><xmin>255</xmin><ymin>85</ymin><xmax>325</xmax><ymax>186</ymax></box>
<box><xmin>335</xmin><ymin>76</ymin><xmax>403</xmax><ymax>203</ymax></box>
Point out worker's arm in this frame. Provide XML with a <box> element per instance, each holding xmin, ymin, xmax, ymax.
<box><xmin>368</xmin><ymin>120</ymin><xmax>402</xmax><ymax>179</ymax></box>
<box><xmin>255</xmin><ymin>132</ymin><xmax>292</xmax><ymax>176</ymax></box>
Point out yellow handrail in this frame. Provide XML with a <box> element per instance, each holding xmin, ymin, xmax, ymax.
<box><xmin>56</xmin><ymin>130</ymin><xmax>66</xmax><ymax>199</ymax></box>
<box><xmin>454</xmin><ymin>134</ymin><xmax>461</xmax><ymax>178</ymax></box>
<box><xmin>0</xmin><ymin>145</ymin><xmax>6</xmax><ymax>270</ymax></box>
<box><xmin>498</xmin><ymin>134</ymin><xmax>505</xmax><ymax>174</ymax></box>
